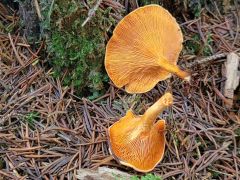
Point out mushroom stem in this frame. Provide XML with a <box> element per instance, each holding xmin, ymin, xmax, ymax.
<box><xmin>158</xmin><ymin>58</ymin><xmax>190</xmax><ymax>81</ymax></box>
<box><xmin>142</xmin><ymin>92</ymin><xmax>173</xmax><ymax>127</ymax></box>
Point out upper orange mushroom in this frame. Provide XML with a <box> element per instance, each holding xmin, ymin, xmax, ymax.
<box><xmin>105</xmin><ymin>5</ymin><xmax>190</xmax><ymax>93</ymax></box>
<box><xmin>108</xmin><ymin>92</ymin><xmax>173</xmax><ymax>172</ymax></box>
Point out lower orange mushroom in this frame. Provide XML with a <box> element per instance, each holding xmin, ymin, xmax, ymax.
<box><xmin>108</xmin><ymin>92</ymin><xmax>173</xmax><ymax>172</ymax></box>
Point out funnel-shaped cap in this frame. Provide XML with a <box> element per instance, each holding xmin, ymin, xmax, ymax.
<box><xmin>108</xmin><ymin>92</ymin><xmax>173</xmax><ymax>172</ymax></box>
<box><xmin>105</xmin><ymin>5</ymin><xmax>190</xmax><ymax>93</ymax></box>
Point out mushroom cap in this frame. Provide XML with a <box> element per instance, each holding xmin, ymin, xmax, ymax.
<box><xmin>105</xmin><ymin>5</ymin><xmax>183</xmax><ymax>93</ymax></box>
<box><xmin>108</xmin><ymin>110</ymin><xmax>166</xmax><ymax>172</ymax></box>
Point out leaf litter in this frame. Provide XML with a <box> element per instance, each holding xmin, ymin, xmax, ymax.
<box><xmin>0</xmin><ymin>1</ymin><xmax>240</xmax><ymax>179</ymax></box>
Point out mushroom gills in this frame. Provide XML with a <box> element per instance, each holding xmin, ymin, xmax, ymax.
<box><xmin>108</xmin><ymin>92</ymin><xmax>173</xmax><ymax>172</ymax></box>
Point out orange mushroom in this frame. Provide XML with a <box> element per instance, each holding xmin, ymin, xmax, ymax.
<box><xmin>108</xmin><ymin>92</ymin><xmax>173</xmax><ymax>172</ymax></box>
<box><xmin>105</xmin><ymin>5</ymin><xmax>190</xmax><ymax>93</ymax></box>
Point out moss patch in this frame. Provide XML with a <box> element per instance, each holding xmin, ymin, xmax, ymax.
<box><xmin>40</xmin><ymin>0</ymin><xmax>120</xmax><ymax>98</ymax></box>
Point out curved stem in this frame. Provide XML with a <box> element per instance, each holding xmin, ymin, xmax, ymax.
<box><xmin>158</xmin><ymin>57</ymin><xmax>191</xmax><ymax>81</ymax></box>
<box><xmin>142</xmin><ymin>92</ymin><xmax>173</xmax><ymax>127</ymax></box>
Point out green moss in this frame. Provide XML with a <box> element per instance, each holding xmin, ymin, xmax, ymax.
<box><xmin>139</xmin><ymin>0</ymin><xmax>161</xmax><ymax>6</ymax></box>
<box><xmin>131</xmin><ymin>174</ymin><xmax>162</xmax><ymax>180</ymax></box>
<box><xmin>184</xmin><ymin>34</ymin><xmax>202</xmax><ymax>55</ymax></box>
<box><xmin>0</xmin><ymin>157</ymin><xmax>5</xmax><ymax>169</ymax></box>
<box><xmin>40</xmin><ymin>0</ymin><xmax>119</xmax><ymax>98</ymax></box>
<box><xmin>25</xmin><ymin>111</ymin><xmax>40</xmax><ymax>128</ymax></box>
<box><xmin>203</xmin><ymin>32</ymin><xmax>213</xmax><ymax>56</ymax></box>
<box><xmin>188</xmin><ymin>0</ymin><xmax>204</xmax><ymax>18</ymax></box>
<box><xmin>113</xmin><ymin>173</ymin><xmax>162</xmax><ymax>180</ymax></box>
<box><xmin>183</xmin><ymin>33</ymin><xmax>213</xmax><ymax>56</ymax></box>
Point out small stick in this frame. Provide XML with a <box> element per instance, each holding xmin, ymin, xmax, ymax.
<box><xmin>82</xmin><ymin>0</ymin><xmax>102</xmax><ymax>27</ymax></box>
<box><xmin>34</xmin><ymin>0</ymin><xmax>43</xmax><ymax>20</ymax></box>
<box><xmin>8</xmin><ymin>33</ymin><xmax>25</xmax><ymax>66</ymax></box>
<box><xmin>9</xmin><ymin>146</ymin><xmax>43</xmax><ymax>152</ymax></box>
<box><xmin>186</xmin><ymin>53</ymin><xmax>227</xmax><ymax>68</ymax></box>
<box><xmin>24</xmin><ymin>154</ymin><xmax>62</xmax><ymax>158</ymax></box>
<box><xmin>0</xmin><ymin>170</ymin><xmax>18</xmax><ymax>179</ymax></box>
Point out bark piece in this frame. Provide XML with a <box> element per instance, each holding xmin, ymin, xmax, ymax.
<box><xmin>224</xmin><ymin>53</ymin><xmax>240</xmax><ymax>107</ymax></box>
<box><xmin>76</xmin><ymin>167</ymin><xmax>131</xmax><ymax>180</ymax></box>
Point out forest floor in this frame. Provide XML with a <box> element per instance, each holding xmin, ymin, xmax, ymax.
<box><xmin>0</xmin><ymin>1</ymin><xmax>240</xmax><ymax>180</ymax></box>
